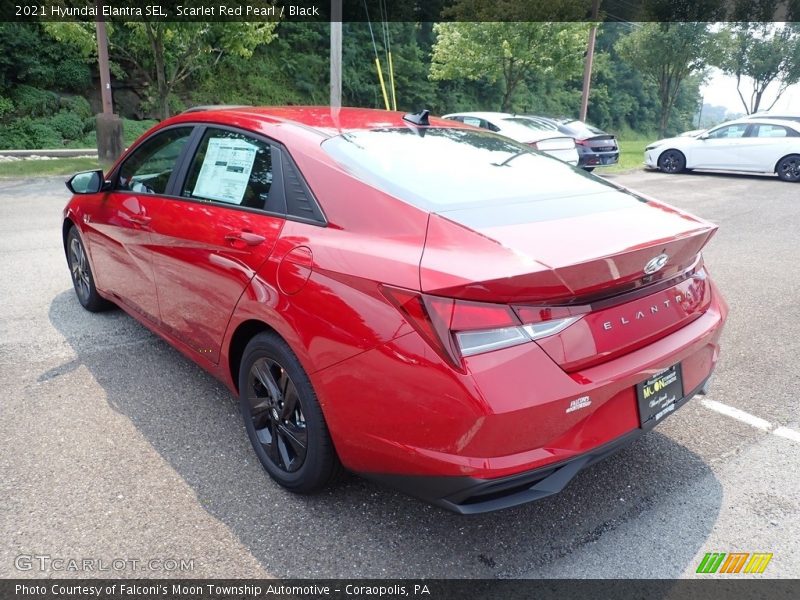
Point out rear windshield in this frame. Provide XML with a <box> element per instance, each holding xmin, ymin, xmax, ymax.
<box><xmin>558</xmin><ymin>120</ymin><xmax>606</xmax><ymax>138</ymax></box>
<box><xmin>504</xmin><ymin>117</ymin><xmax>557</xmax><ymax>132</ymax></box>
<box><xmin>321</xmin><ymin>127</ymin><xmax>602</xmax><ymax>210</ymax></box>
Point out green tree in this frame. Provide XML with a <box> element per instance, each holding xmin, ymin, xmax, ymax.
<box><xmin>430</xmin><ymin>22</ymin><xmax>588</xmax><ymax>112</ymax></box>
<box><xmin>715</xmin><ymin>23</ymin><xmax>800</xmax><ymax>114</ymax></box>
<box><xmin>616</xmin><ymin>22</ymin><xmax>716</xmax><ymax>136</ymax></box>
<box><xmin>114</xmin><ymin>22</ymin><xmax>278</xmax><ymax>119</ymax></box>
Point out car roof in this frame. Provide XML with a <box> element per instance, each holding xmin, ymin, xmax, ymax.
<box><xmin>715</xmin><ymin>117</ymin><xmax>800</xmax><ymax>130</ymax></box>
<box><xmin>442</xmin><ymin>111</ymin><xmax>514</xmax><ymax>121</ymax></box>
<box><xmin>742</xmin><ymin>112</ymin><xmax>800</xmax><ymax>119</ymax></box>
<box><xmin>166</xmin><ymin>106</ymin><xmax>467</xmax><ymax>138</ymax></box>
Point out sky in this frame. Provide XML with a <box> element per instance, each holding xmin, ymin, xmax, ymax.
<box><xmin>700</xmin><ymin>69</ymin><xmax>800</xmax><ymax>116</ymax></box>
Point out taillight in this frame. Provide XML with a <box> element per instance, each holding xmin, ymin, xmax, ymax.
<box><xmin>575</xmin><ymin>139</ymin><xmax>589</xmax><ymax>146</ymax></box>
<box><xmin>526</xmin><ymin>141</ymin><xmax>539</xmax><ymax>149</ymax></box>
<box><xmin>381</xmin><ymin>286</ymin><xmax>584</xmax><ymax>371</ymax></box>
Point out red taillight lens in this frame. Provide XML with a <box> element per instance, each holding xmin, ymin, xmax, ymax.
<box><xmin>575</xmin><ymin>139</ymin><xmax>589</xmax><ymax>146</ymax></box>
<box><xmin>381</xmin><ymin>286</ymin><xmax>583</xmax><ymax>370</ymax></box>
<box><xmin>513</xmin><ymin>304</ymin><xmax>589</xmax><ymax>323</ymax></box>
<box><xmin>527</xmin><ymin>141</ymin><xmax>539</xmax><ymax>149</ymax></box>
<box><xmin>381</xmin><ymin>286</ymin><xmax>462</xmax><ymax>369</ymax></box>
<box><xmin>450</xmin><ymin>299</ymin><xmax>518</xmax><ymax>330</ymax></box>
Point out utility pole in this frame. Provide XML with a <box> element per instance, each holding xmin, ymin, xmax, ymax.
<box><xmin>330</xmin><ymin>0</ymin><xmax>342</xmax><ymax>108</ymax></box>
<box><xmin>94</xmin><ymin>0</ymin><xmax>123</xmax><ymax>166</ymax></box>
<box><xmin>579</xmin><ymin>0</ymin><xmax>601</xmax><ymax>122</ymax></box>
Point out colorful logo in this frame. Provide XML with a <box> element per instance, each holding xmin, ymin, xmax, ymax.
<box><xmin>696</xmin><ymin>552</ymin><xmax>773</xmax><ymax>574</ymax></box>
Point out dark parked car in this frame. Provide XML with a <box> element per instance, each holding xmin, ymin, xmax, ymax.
<box><xmin>525</xmin><ymin>116</ymin><xmax>620</xmax><ymax>172</ymax></box>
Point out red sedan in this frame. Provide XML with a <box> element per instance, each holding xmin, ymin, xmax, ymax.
<box><xmin>62</xmin><ymin>107</ymin><xmax>727</xmax><ymax>513</ymax></box>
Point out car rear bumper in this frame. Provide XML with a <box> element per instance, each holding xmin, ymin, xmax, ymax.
<box><xmin>365</xmin><ymin>373</ymin><xmax>711</xmax><ymax>514</ymax></box>
<box><xmin>316</xmin><ymin>281</ymin><xmax>727</xmax><ymax>510</ymax></box>
<box><xmin>578</xmin><ymin>148</ymin><xmax>619</xmax><ymax>168</ymax></box>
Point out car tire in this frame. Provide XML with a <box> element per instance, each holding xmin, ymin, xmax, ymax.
<box><xmin>66</xmin><ymin>227</ymin><xmax>113</xmax><ymax>312</ymax></box>
<box><xmin>657</xmin><ymin>149</ymin><xmax>686</xmax><ymax>174</ymax></box>
<box><xmin>238</xmin><ymin>332</ymin><xmax>342</xmax><ymax>493</ymax></box>
<box><xmin>582</xmin><ymin>167</ymin><xmax>595</xmax><ymax>173</ymax></box>
<box><xmin>776</xmin><ymin>154</ymin><xmax>800</xmax><ymax>182</ymax></box>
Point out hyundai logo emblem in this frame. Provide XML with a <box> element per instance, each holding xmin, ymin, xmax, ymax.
<box><xmin>644</xmin><ymin>253</ymin><xmax>669</xmax><ymax>275</ymax></box>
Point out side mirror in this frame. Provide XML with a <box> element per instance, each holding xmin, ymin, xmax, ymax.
<box><xmin>65</xmin><ymin>170</ymin><xmax>108</xmax><ymax>194</ymax></box>
<box><xmin>698</xmin><ymin>133</ymin><xmax>710</xmax><ymax>140</ymax></box>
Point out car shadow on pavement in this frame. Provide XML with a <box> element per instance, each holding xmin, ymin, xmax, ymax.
<box><xmin>644</xmin><ymin>168</ymin><xmax>781</xmax><ymax>182</ymax></box>
<box><xmin>47</xmin><ymin>289</ymin><xmax>723</xmax><ymax>579</ymax></box>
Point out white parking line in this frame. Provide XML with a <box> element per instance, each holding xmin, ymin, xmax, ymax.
<box><xmin>701</xmin><ymin>398</ymin><xmax>800</xmax><ymax>443</ymax></box>
<box><xmin>773</xmin><ymin>426</ymin><xmax>800</xmax><ymax>443</ymax></box>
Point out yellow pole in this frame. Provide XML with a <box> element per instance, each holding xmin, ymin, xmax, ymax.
<box><xmin>375</xmin><ymin>57</ymin><xmax>391</xmax><ymax>111</ymax></box>
<box><xmin>388</xmin><ymin>51</ymin><xmax>397</xmax><ymax>111</ymax></box>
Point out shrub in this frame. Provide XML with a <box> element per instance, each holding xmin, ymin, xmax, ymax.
<box><xmin>26</xmin><ymin>119</ymin><xmax>63</xmax><ymax>147</ymax></box>
<box><xmin>49</xmin><ymin>111</ymin><xmax>85</xmax><ymax>141</ymax></box>
<box><xmin>122</xmin><ymin>118</ymin><xmax>158</xmax><ymax>145</ymax></box>
<box><xmin>58</xmin><ymin>59</ymin><xmax>92</xmax><ymax>93</ymax></box>
<box><xmin>59</xmin><ymin>95</ymin><xmax>93</xmax><ymax>120</ymax></box>
<box><xmin>0</xmin><ymin>95</ymin><xmax>13</xmax><ymax>119</ymax></box>
<box><xmin>11</xmin><ymin>85</ymin><xmax>59</xmax><ymax>117</ymax></box>
<box><xmin>0</xmin><ymin>120</ymin><xmax>32</xmax><ymax>149</ymax></box>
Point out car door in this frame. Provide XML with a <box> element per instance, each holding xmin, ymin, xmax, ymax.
<box><xmin>86</xmin><ymin>126</ymin><xmax>194</xmax><ymax>323</ymax></box>
<box><xmin>740</xmin><ymin>123</ymin><xmax>797</xmax><ymax>171</ymax></box>
<box><xmin>689</xmin><ymin>123</ymin><xmax>751</xmax><ymax>169</ymax></box>
<box><xmin>147</xmin><ymin>125</ymin><xmax>286</xmax><ymax>363</ymax></box>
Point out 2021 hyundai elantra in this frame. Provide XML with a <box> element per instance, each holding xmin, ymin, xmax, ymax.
<box><xmin>62</xmin><ymin>106</ymin><xmax>727</xmax><ymax>513</ymax></box>
<box><xmin>645</xmin><ymin>117</ymin><xmax>800</xmax><ymax>181</ymax></box>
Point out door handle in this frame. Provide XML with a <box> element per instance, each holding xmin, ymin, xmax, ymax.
<box><xmin>225</xmin><ymin>231</ymin><xmax>266</xmax><ymax>246</ymax></box>
<box><xmin>122</xmin><ymin>213</ymin><xmax>152</xmax><ymax>225</ymax></box>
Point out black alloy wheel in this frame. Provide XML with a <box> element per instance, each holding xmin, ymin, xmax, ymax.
<box><xmin>239</xmin><ymin>332</ymin><xmax>341</xmax><ymax>493</ymax></box>
<box><xmin>247</xmin><ymin>357</ymin><xmax>308</xmax><ymax>473</ymax></box>
<box><xmin>657</xmin><ymin>149</ymin><xmax>686</xmax><ymax>174</ymax></box>
<box><xmin>776</xmin><ymin>155</ymin><xmax>800</xmax><ymax>182</ymax></box>
<box><xmin>66</xmin><ymin>227</ymin><xmax>112</xmax><ymax>312</ymax></box>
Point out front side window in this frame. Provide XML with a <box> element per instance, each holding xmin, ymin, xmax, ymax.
<box><xmin>707</xmin><ymin>124</ymin><xmax>748</xmax><ymax>139</ymax></box>
<box><xmin>181</xmin><ymin>128</ymin><xmax>273</xmax><ymax>209</ymax></box>
<box><xmin>117</xmin><ymin>127</ymin><xmax>193</xmax><ymax>195</ymax></box>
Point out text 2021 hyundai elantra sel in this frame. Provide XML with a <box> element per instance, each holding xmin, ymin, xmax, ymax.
<box><xmin>62</xmin><ymin>107</ymin><xmax>727</xmax><ymax>513</ymax></box>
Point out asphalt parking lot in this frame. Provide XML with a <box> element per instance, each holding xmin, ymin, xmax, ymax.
<box><xmin>1</xmin><ymin>169</ymin><xmax>798</xmax><ymax>579</ymax></box>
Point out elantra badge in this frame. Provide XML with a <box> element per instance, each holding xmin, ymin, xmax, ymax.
<box><xmin>644</xmin><ymin>253</ymin><xmax>669</xmax><ymax>275</ymax></box>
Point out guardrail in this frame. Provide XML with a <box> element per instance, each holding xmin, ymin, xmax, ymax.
<box><xmin>0</xmin><ymin>149</ymin><xmax>98</xmax><ymax>158</ymax></box>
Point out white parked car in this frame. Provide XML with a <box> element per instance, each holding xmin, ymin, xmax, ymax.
<box><xmin>645</xmin><ymin>118</ymin><xmax>800</xmax><ymax>182</ymax></box>
<box><xmin>442</xmin><ymin>111</ymin><xmax>579</xmax><ymax>165</ymax></box>
<box><xmin>741</xmin><ymin>111</ymin><xmax>800</xmax><ymax>123</ymax></box>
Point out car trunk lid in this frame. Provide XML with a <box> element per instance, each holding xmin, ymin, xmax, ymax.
<box><xmin>419</xmin><ymin>186</ymin><xmax>716</xmax><ymax>304</ymax></box>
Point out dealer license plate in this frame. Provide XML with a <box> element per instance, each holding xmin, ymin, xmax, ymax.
<box><xmin>636</xmin><ymin>364</ymin><xmax>684</xmax><ymax>427</ymax></box>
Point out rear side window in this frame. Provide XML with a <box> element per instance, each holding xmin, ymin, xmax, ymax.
<box><xmin>558</xmin><ymin>120</ymin><xmax>605</xmax><ymax>138</ymax></box>
<box><xmin>117</xmin><ymin>127</ymin><xmax>193</xmax><ymax>195</ymax></box>
<box><xmin>750</xmin><ymin>124</ymin><xmax>792</xmax><ymax>138</ymax></box>
<box><xmin>182</xmin><ymin>128</ymin><xmax>273</xmax><ymax>209</ymax></box>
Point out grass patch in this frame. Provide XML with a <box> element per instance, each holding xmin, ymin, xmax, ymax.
<box><xmin>602</xmin><ymin>139</ymin><xmax>649</xmax><ymax>173</ymax></box>
<box><xmin>0</xmin><ymin>157</ymin><xmax>100</xmax><ymax>178</ymax></box>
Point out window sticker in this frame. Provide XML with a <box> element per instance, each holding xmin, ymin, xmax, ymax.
<box><xmin>193</xmin><ymin>137</ymin><xmax>258</xmax><ymax>204</ymax></box>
